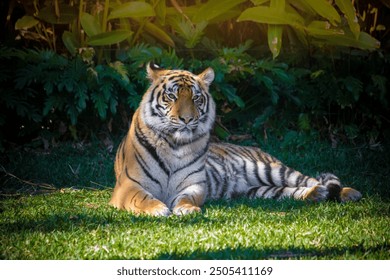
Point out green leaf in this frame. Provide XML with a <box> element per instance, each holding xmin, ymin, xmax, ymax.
<box><xmin>303</xmin><ymin>0</ymin><xmax>340</xmax><ymax>26</ymax></box>
<box><xmin>217</xmin><ymin>83</ymin><xmax>245</xmax><ymax>108</ymax></box>
<box><xmin>169</xmin><ymin>18</ymin><xmax>207</xmax><ymax>48</ymax></box>
<box><xmin>37</xmin><ymin>5</ymin><xmax>77</xmax><ymax>24</ymax></box>
<box><xmin>214</xmin><ymin>123</ymin><xmax>230</xmax><ymax>140</ymax></box>
<box><xmin>15</xmin><ymin>16</ymin><xmax>39</xmax><ymax>30</ymax></box>
<box><xmin>306</xmin><ymin>21</ymin><xmax>345</xmax><ymax>36</ymax></box>
<box><xmin>86</xmin><ymin>30</ymin><xmax>133</xmax><ymax>46</ymax></box>
<box><xmin>108</xmin><ymin>2</ymin><xmax>155</xmax><ymax>20</ymax></box>
<box><xmin>237</xmin><ymin>6</ymin><xmax>304</xmax><ymax>27</ymax></box>
<box><xmin>268</xmin><ymin>24</ymin><xmax>283</xmax><ymax>59</ymax></box>
<box><xmin>335</xmin><ymin>0</ymin><xmax>360</xmax><ymax>39</ymax></box>
<box><xmin>310</xmin><ymin>29</ymin><xmax>380</xmax><ymax>50</ymax></box>
<box><xmin>155</xmin><ymin>0</ymin><xmax>167</xmax><ymax>25</ymax></box>
<box><xmin>92</xmin><ymin>92</ymin><xmax>108</xmax><ymax>119</ymax></box>
<box><xmin>142</xmin><ymin>21</ymin><xmax>175</xmax><ymax>47</ymax></box>
<box><xmin>192</xmin><ymin>0</ymin><xmax>246</xmax><ymax>23</ymax></box>
<box><xmin>251</xmin><ymin>0</ymin><xmax>270</xmax><ymax>5</ymax></box>
<box><xmin>270</xmin><ymin>0</ymin><xmax>285</xmax><ymax>11</ymax></box>
<box><xmin>80</xmin><ymin>13</ymin><xmax>102</xmax><ymax>37</ymax></box>
<box><xmin>62</xmin><ymin>31</ymin><xmax>80</xmax><ymax>55</ymax></box>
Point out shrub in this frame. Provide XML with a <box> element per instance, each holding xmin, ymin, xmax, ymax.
<box><xmin>1</xmin><ymin>43</ymin><xmax>388</xmax><ymax>151</ymax></box>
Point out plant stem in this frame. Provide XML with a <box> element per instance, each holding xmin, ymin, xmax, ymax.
<box><xmin>98</xmin><ymin>0</ymin><xmax>111</xmax><ymax>64</ymax></box>
<box><xmin>78</xmin><ymin>0</ymin><xmax>84</xmax><ymax>45</ymax></box>
<box><xmin>102</xmin><ymin>0</ymin><xmax>110</xmax><ymax>32</ymax></box>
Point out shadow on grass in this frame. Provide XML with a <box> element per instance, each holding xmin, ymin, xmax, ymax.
<box><xmin>154</xmin><ymin>244</ymin><xmax>390</xmax><ymax>260</ymax></box>
<box><xmin>1</xmin><ymin>198</ymin><xmax>309</xmax><ymax>234</ymax></box>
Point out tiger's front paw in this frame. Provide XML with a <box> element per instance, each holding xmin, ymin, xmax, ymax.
<box><xmin>340</xmin><ymin>187</ymin><xmax>362</xmax><ymax>203</ymax></box>
<box><xmin>140</xmin><ymin>200</ymin><xmax>171</xmax><ymax>217</ymax></box>
<box><xmin>173</xmin><ymin>204</ymin><xmax>202</xmax><ymax>216</ymax></box>
<box><xmin>302</xmin><ymin>185</ymin><xmax>328</xmax><ymax>202</ymax></box>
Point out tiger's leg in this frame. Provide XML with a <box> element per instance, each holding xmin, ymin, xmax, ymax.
<box><xmin>247</xmin><ymin>169</ymin><xmax>362</xmax><ymax>203</ymax></box>
<box><xmin>317</xmin><ymin>173</ymin><xmax>362</xmax><ymax>202</ymax></box>
<box><xmin>170</xmin><ymin>184</ymin><xmax>206</xmax><ymax>216</ymax></box>
<box><xmin>109</xmin><ymin>179</ymin><xmax>171</xmax><ymax>217</ymax></box>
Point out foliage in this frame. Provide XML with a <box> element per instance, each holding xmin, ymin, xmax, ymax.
<box><xmin>8</xmin><ymin>0</ymin><xmax>385</xmax><ymax>60</ymax></box>
<box><xmin>1</xmin><ymin>43</ymin><xmax>389</xmax><ymax>150</ymax></box>
<box><xmin>0</xmin><ymin>47</ymin><xmax>138</xmax><ymax>148</ymax></box>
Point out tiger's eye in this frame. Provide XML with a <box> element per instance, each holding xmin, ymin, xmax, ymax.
<box><xmin>167</xmin><ymin>93</ymin><xmax>176</xmax><ymax>100</ymax></box>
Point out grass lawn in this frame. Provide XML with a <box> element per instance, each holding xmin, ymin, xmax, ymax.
<box><xmin>1</xmin><ymin>136</ymin><xmax>389</xmax><ymax>259</ymax></box>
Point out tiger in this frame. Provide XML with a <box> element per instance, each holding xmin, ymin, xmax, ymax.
<box><xmin>109</xmin><ymin>63</ymin><xmax>362</xmax><ymax>216</ymax></box>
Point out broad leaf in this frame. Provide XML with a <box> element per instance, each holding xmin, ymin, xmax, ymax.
<box><xmin>306</xmin><ymin>21</ymin><xmax>344</xmax><ymax>36</ymax></box>
<box><xmin>80</xmin><ymin>13</ymin><xmax>102</xmax><ymax>37</ymax></box>
<box><xmin>155</xmin><ymin>0</ymin><xmax>167</xmax><ymax>25</ymax></box>
<box><xmin>15</xmin><ymin>16</ymin><xmax>39</xmax><ymax>30</ymax></box>
<box><xmin>192</xmin><ymin>0</ymin><xmax>246</xmax><ymax>23</ymax></box>
<box><xmin>238</xmin><ymin>6</ymin><xmax>304</xmax><ymax>27</ymax></box>
<box><xmin>251</xmin><ymin>0</ymin><xmax>270</xmax><ymax>5</ymax></box>
<box><xmin>86</xmin><ymin>30</ymin><xmax>133</xmax><ymax>46</ymax></box>
<box><xmin>108</xmin><ymin>2</ymin><xmax>155</xmax><ymax>20</ymax></box>
<box><xmin>268</xmin><ymin>24</ymin><xmax>283</xmax><ymax>59</ymax></box>
<box><xmin>62</xmin><ymin>31</ymin><xmax>80</xmax><ymax>55</ymax></box>
<box><xmin>303</xmin><ymin>0</ymin><xmax>340</xmax><ymax>26</ymax></box>
<box><xmin>38</xmin><ymin>4</ymin><xmax>77</xmax><ymax>24</ymax></box>
<box><xmin>143</xmin><ymin>21</ymin><xmax>175</xmax><ymax>47</ymax></box>
<box><xmin>311</xmin><ymin>29</ymin><xmax>380</xmax><ymax>50</ymax></box>
<box><xmin>335</xmin><ymin>0</ymin><xmax>360</xmax><ymax>39</ymax></box>
<box><xmin>270</xmin><ymin>0</ymin><xmax>285</xmax><ymax>11</ymax></box>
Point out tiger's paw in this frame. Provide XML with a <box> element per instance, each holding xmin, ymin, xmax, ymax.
<box><xmin>140</xmin><ymin>200</ymin><xmax>171</xmax><ymax>217</ymax></box>
<box><xmin>302</xmin><ymin>185</ymin><xmax>328</xmax><ymax>202</ymax></box>
<box><xmin>340</xmin><ymin>187</ymin><xmax>362</xmax><ymax>203</ymax></box>
<box><xmin>173</xmin><ymin>204</ymin><xmax>202</xmax><ymax>216</ymax></box>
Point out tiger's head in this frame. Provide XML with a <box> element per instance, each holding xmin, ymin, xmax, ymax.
<box><xmin>140</xmin><ymin>63</ymin><xmax>216</xmax><ymax>144</ymax></box>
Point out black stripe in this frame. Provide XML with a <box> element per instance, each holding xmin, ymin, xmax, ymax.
<box><xmin>262</xmin><ymin>186</ymin><xmax>274</xmax><ymax>197</ymax></box>
<box><xmin>176</xmin><ymin>166</ymin><xmax>205</xmax><ymax>190</ymax></box>
<box><xmin>247</xmin><ymin>187</ymin><xmax>260</xmax><ymax>198</ymax></box>
<box><xmin>302</xmin><ymin>176</ymin><xmax>310</xmax><ymax>188</ymax></box>
<box><xmin>130</xmin><ymin>190</ymin><xmax>142</xmax><ymax>206</ymax></box>
<box><xmin>243</xmin><ymin>160</ymin><xmax>251</xmax><ymax>185</ymax></box>
<box><xmin>205</xmin><ymin>171</ymin><xmax>212</xmax><ymax>197</ymax></box>
<box><xmin>224</xmin><ymin>146</ymin><xmax>245</xmax><ymax>163</ymax></box>
<box><xmin>273</xmin><ymin>187</ymin><xmax>286</xmax><ymax>199</ymax></box>
<box><xmin>285</xmin><ymin>167</ymin><xmax>295</xmax><ymax>187</ymax></box>
<box><xmin>125</xmin><ymin>168</ymin><xmax>142</xmax><ymax>187</ymax></box>
<box><xmin>291</xmin><ymin>187</ymin><xmax>299</xmax><ymax>198</ymax></box>
<box><xmin>295</xmin><ymin>174</ymin><xmax>304</xmax><ymax>188</ymax></box>
<box><xmin>254</xmin><ymin>161</ymin><xmax>267</xmax><ymax>186</ymax></box>
<box><xmin>148</xmin><ymin>85</ymin><xmax>158</xmax><ymax>104</ymax></box>
<box><xmin>135</xmin><ymin>119</ymin><xmax>170</xmax><ymax>175</ymax></box>
<box><xmin>140</xmin><ymin>194</ymin><xmax>149</xmax><ymax>203</ymax></box>
<box><xmin>134</xmin><ymin>147</ymin><xmax>163</xmax><ymax>188</ymax></box>
<box><xmin>172</xmin><ymin>145</ymin><xmax>207</xmax><ymax>174</ymax></box>
<box><xmin>239</xmin><ymin>146</ymin><xmax>258</xmax><ymax>162</ymax></box>
<box><xmin>279</xmin><ymin>165</ymin><xmax>287</xmax><ymax>187</ymax></box>
<box><xmin>265</xmin><ymin>163</ymin><xmax>274</xmax><ymax>186</ymax></box>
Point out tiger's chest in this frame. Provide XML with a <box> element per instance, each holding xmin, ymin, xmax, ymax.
<box><xmin>142</xmin><ymin>137</ymin><xmax>208</xmax><ymax>201</ymax></box>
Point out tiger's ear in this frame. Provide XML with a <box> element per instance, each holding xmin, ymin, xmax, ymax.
<box><xmin>146</xmin><ymin>62</ymin><xmax>164</xmax><ymax>81</ymax></box>
<box><xmin>198</xmin><ymin>67</ymin><xmax>214</xmax><ymax>87</ymax></box>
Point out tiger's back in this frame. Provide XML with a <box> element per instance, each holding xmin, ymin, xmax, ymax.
<box><xmin>109</xmin><ymin>64</ymin><xmax>362</xmax><ymax>216</ymax></box>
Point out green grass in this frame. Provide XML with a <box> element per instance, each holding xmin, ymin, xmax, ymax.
<box><xmin>1</xmin><ymin>137</ymin><xmax>389</xmax><ymax>259</ymax></box>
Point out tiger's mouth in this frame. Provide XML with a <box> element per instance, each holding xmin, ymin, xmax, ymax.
<box><xmin>170</xmin><ymin>126</ymin><xmax>198</xmax><ymax>143</ymax></box>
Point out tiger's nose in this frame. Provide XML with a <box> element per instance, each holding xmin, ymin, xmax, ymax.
<box><xmin>179</xmin><ymin>116</ymin><xmax>194</xmax><ymax>124</ymax></box>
